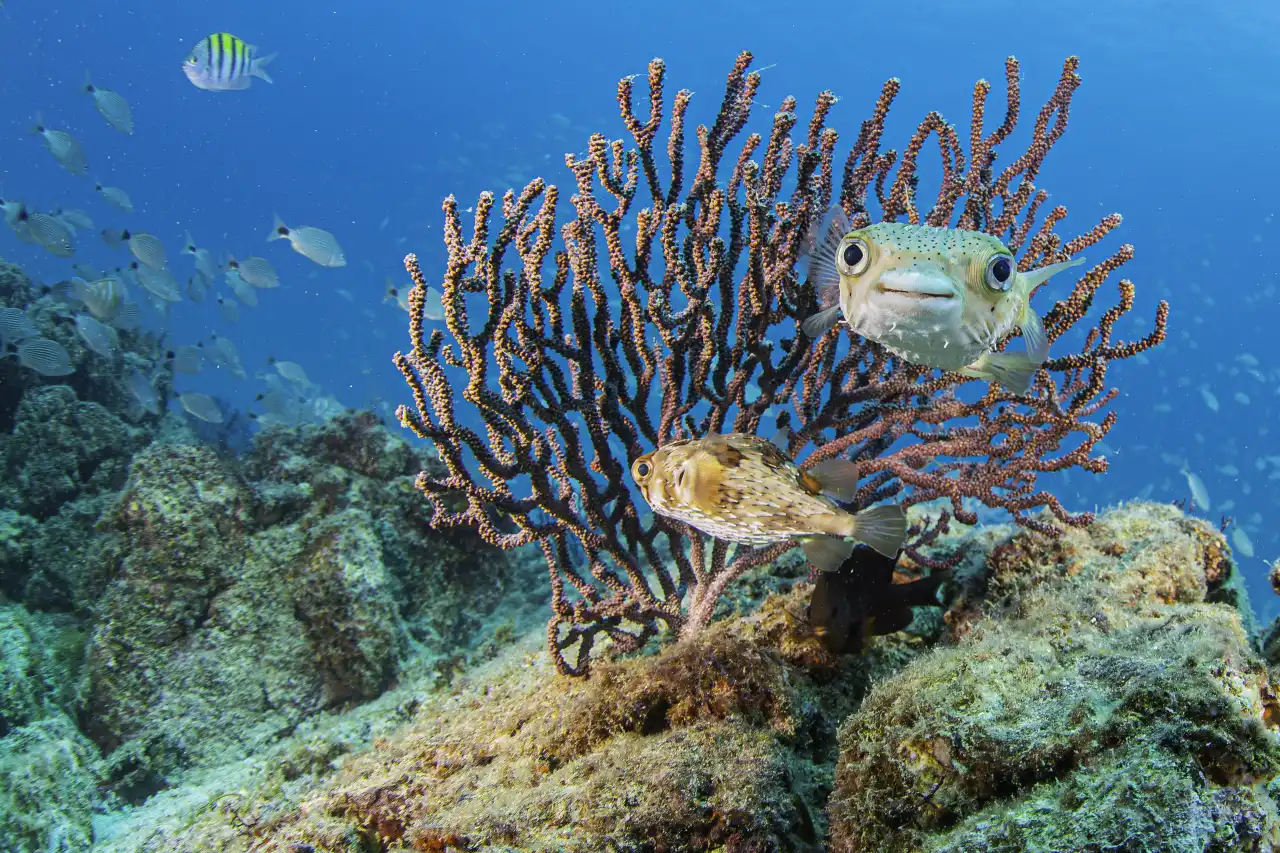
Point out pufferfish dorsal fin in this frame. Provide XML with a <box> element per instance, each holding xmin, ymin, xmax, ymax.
<box><xmin>801</xmin><ymin>458</ymin><xmax>862</xmax><ymax>499</ymax></box>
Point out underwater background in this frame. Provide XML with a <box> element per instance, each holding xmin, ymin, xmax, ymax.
<box><xmin>2</xmin><ymin>0</ymin><xmax>1279</xmax><ymax>850</ymax></box>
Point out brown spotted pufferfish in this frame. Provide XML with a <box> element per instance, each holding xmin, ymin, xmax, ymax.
<box><xmin>630</xmin><ymin>432</ymin><xmax>907</xmax><ymax>570</ymax></box>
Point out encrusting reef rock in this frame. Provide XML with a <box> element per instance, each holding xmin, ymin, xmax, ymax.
<box><xmin>828</xmin><ymin>502</ymin><xmax>1280</xmax><ymax>852</ymax></box>
<box><xmin>97</xmin><ymin>501</ymin><xmax>1280</xmax><ymax>852</ymax></box>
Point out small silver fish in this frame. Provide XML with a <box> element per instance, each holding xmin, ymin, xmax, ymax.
<box><xmin>384</xmin><ymin>280</ymin><xmax>444</xmax><ymax>320</ymax></box>
<box><xmin>16</xmin><ymin>338</ymin><xmax>75</xmax><ymax>376</ymax></box>
<box><xmin>32</xmin><ymin>115</ymin><xmax>88</xmax><ymax>175</ymax></box>
<box><xmin>225</xmin><ymin>270</ymin><xmax>259</xmax><ymax>307</ymax></box>
<box><xmin>268</xmin><ymin>214</ymin><xmax>345</xmax><ymax>267</ymax></box>
<box><xmin>172</xmin><ymin>344</ymin><xmax>203</xmax><ymax>375</ymax></box>
<box><xmin>0</xmin><ymin>307</ymin><xmax>39</xmax><ymax>346</ymax></box>
<box><xmin>269</xmin><ymin>357</ymin><xmax>308</xmax><ymax>385</ymax></box>
<box><xmin>226</xmin><ymin>255</ymin><xmax>279</xmax><ymax>288</ymax></box>
<box><xmin>129</xmin><ymin>231</ymin><xmax>166</xmax><ymax>270</ymax></box>
<box><xmin>95</xmin><ymin>182</ymin><xmax>133</xmax><ymax>212</ymax></box>
<box><xmin>53</xmin><ymin>208</ymin><xmax>94</xmax><ymax>233</ymax></box>
<box><xmin>18</xmin><ymin>208</ymin><xmax>75</xmax><ymax>258</ymax></box>
<box><xmin>133</xmin><ymin>263</ymin><xmax>181</xmax><ymax>303</ymax></box>
<box><xmin>84</xmin><ymin>74</ymin><xmax>134</xmax><ymax>135</ymax></box>
<box><xmin>217</xmin><ymin>294</ymin><xmax>240</xmax><ymax>323</ymax></box>
<box><xmin>75</xmin><ymin>313</ymin><xmax>120</xmax><ymax>357</ymax></box>
<box><xmin>180</xmin><ymin>392</ymin><xmax>224</xmax><ymax>423</ymax></box>
<box><xmin>111</xmin><ymin>301</ymin><xmax>142</xmax><ymax>331</ymax></box>
<box><xmin>187</xmin><ymin>274</ymin><xmax>209</xmax><ymax>303</ymax></box>
<box><xmin>208</xmin><ymin>334</ymin><xmax>248</xmax><ymax>379</ymax></box>
<box><xmin>125</xmin><ymin>369</ymin><xmax>159</xmax><ymax>415</ymax></box>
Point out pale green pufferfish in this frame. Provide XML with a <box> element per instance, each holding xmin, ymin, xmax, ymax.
<box><xmin>800</xmin><ymin>209</ymin><xmax>1084</xmax><ymax>393</ymax></box>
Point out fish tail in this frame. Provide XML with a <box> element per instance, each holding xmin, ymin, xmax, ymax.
<box><xmin>962</xmin><ymin>351</ymin><xmax>1040</xmax><ymax>394</ymax></box>
<box><xmin>800</xmin><ymin>536</ymin><xmax>856</xmax><ymax>572</ymax></box>
<box><xmin>267</xmin><ymin>213</ymin><xmax>288</xmax><ymax>242</ymax></box>
<box><xmin>849</xmin><ymin>504</ymin><xmax>907</xmax><ymax>558</ymax></box>
<box><xmin>251</xmin><ymin>52</ymin><xmax>278</xmax><ymax>84</ymax></box>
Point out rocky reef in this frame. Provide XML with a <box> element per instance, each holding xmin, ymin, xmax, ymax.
<box><xmin>5</xmin><ymin>247</ymin><xmax>1280</xmax><ymax>851</ymax></box>
<box><xmin>0</xmin><ymin>259</ymin><xmax>531</xmax><ymax>852</ymax></box>
<box><xmin>82</xmin><ymin>500</ymin><xmax>1280</xmax><ymax>852</ymax></box>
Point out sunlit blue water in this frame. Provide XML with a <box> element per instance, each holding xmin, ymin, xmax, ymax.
<box><xmin>1</xmin><ymin>1</ymin><xmax>1275</xmax><ymax>610</ymax></box>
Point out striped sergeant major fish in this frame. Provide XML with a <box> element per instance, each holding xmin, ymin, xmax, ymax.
<box><xmin>183</xmin><ymin>33</ymin><xmax>277</xmax><ymax>91</ymax></box>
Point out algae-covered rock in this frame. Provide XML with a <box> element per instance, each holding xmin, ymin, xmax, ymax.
<box><xmin>0</xmin><ymin>602</ymin><xmax>85</xmax><ymax>736</ymax></box>
<box><xmin>83</xmin><ymin>415</ymin><xmax>516</xmax><ymax>797</ymax></box>
<box><xmin>0</xmin><ymin>713</ymin><xmax>101</xmax><ymax>853</ymax></box>
<box><xmin>106</xmin><ymin>584</ymin><xmax>925</xmax><ymax>852</ymax></box>
<box><xmin>2</xmin><ymin>385</ymin><xmax>147</xmax><ymax>519</ymax></box>
<box><xmin>827</xmin><ymin>502</ymin><xmax>1280</xmax><ymax>852</ymax></box>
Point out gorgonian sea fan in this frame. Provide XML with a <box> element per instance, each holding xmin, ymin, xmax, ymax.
<box><xmin>395</xmin><ymin>52</ymin><xmax>1167</xmax><ymax>675</ymax></box>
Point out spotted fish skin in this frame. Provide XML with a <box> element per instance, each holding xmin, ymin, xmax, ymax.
<box><xmin>631</xmin><ymin>433</ymin><xmax>907</xmax><ymax>563</ymax></box>
<box><xmin>633</xmin><ymin>433</ymin><xmax>846</xmax><ymax>544</ymax></box>
<box><xmin>803</xmin><ymin>210</ymin><xmax>1084</xmax><ymax>393</ymax></box>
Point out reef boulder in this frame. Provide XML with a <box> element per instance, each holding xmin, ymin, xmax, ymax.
<box><xmin>828</xmin><ymin>502</ymin><xmax>1280</xmax><ymax>852</ymax></box>
<box><xmin>83</xmin><ymin>413</ymin><xmax>514</xmax><ymax>798</ymax></box>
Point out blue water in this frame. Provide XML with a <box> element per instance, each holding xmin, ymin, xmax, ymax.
<box><xmin>1</xmin><ymin>1</ymin><xmax>1275</xmax><ymax>608</ymax></box>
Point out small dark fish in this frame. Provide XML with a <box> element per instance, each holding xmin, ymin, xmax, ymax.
<box><xmin>807</xmin><ymin>547</ymin><xmax>949</xmax><ymax>654</ymax></box>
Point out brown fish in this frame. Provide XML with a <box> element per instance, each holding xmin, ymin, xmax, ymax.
<box><xmin>808</xmin><ymin>546</ymin><xmax>949</xmax><ymax>653</ymax></box>
<box><xmin>630</xmin><ymin>432</ymin><xmax>907</xmax><ymax>568</ymax></box>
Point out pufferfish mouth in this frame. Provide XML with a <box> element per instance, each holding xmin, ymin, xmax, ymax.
<box><xmin>875</xmin><ymin>270</ymin><xmax>959</xmax><ymax>301</ymax></box>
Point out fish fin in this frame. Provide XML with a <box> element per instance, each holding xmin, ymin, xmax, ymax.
<box><xmin>768</xmin><ymin>425</ymin><xmax>790</xmax><ymax>452</ymax></box>
<box><xmin>850</xmin><ymin>504</ymin><xmax>907</xmax><ymax>558</ymax></box>
<box><xmin>1020</xmin><ymin>305</ymin><xmax>1049</xmax><ymax>363</ymax></box>
<box><xmin>31</xmin><ymin>111</ymin><xmax>44</xmax><ymax>134</ymax></box>
<box><xmin>805</xmin><ymin>458</ymin><xmax>861</xmax><ymax>499</ymax></box>
<box><xmin>869</xmin><ymin>607</ymin><xmax>915</xmax><ymax>637</ymax></box>
<box><xmin>267</xmin><ymin>213</ymin><xmax>288</xmax><ymax>242</ymax></box>
<box><xmin>963</xmin><ymin>352</ymin><xmax>1040</xmax><ymax>394</ymax></box>
<box><xmin>83</xmin><ymin>71</ymin><xmax>94</xmax><ymax>94</ymax></box>
<box><xmin>799</xmin><ymin>207</ymin><xmax>849</xmax><ymax>304</ymax></box>
<box><xmin>1020</xmin><ymin>256</ymin><xmax>1085</xmax><ymax>293</ymax></box>
<box><xmin>801</xmin><ymin>305</ymin><xmax>842</xmax><ymax>339</ymax></box>
<box><xmin>801</xmin><ymin>535</ymin><xmax>856</xmax><ymax>572</ymax></box>
<box><xmin>251</xmin><ymin>52</ymin><xmax>278</xmax><ymax>84</ymax></box>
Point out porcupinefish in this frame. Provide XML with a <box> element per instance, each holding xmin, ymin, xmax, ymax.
<box><xmin>801</xmin><ymin>209</ymin><xmax>1084</xmax><ymax>393</ymax></box>
<box><xmin>630</xmin><ymin>432</ymin><xmax>907</xmax><ymax>569</ymax></box>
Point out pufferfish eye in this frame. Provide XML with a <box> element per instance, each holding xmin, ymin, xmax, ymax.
<box><xmin>838</xmin><ymin>238</ymin><xmax>870</xmax><ymax>275</ymax></box>
<box><xmin>633</xmin><ymin>460</ymin><xmax>652</xmax><ymax>480</ymax></box>
<box><xmin>984</xmin><ymin>254</ymin><xmax>1014</xmax><ymax>292</ymax></box>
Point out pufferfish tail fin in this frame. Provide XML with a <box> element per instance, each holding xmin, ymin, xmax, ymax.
<box><xmin>849</xmin><ymin>504</ymin><xmax>908</xmax><ymax>558</ymax></box>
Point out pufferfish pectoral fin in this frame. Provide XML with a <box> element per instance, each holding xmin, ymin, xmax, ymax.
<box><xmin>960</xmin><ymin>351</ymin><xmax>1041</xmax><ymax>395</ymax></box>
<box><xmin>802</xmin><ymin>305</ymin><xmax>842</xmax><ymax>339</ymax></box>
<box><xmin>1020</xmin><ymin>305</ymin><xmax>1050</xmax><ymax>364</ymax></box>
<box><xmin>801</xmin><ymin>535</ymin><xmax>857</xmax><ymax>572</ymax></box>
